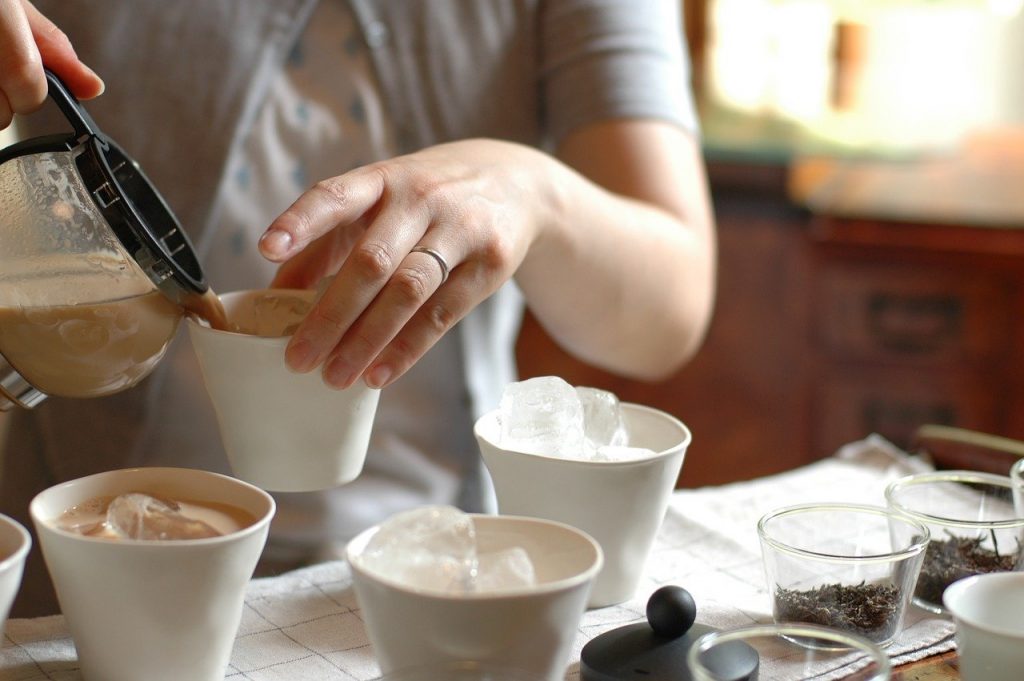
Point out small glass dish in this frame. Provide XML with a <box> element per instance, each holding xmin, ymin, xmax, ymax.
<box><xmin>885</xmin><ymin>470</ymin><xmax>1024</xmax><ymax>614</ymax></box>
<box><xmin>687</xmin><ymin>623</ymin><xmax>892</xmax><ymax>681</ymax></box>
<box><xmin>758</xmin><ymin>503</ymin><xmax>928</xmax><ymax>647</ymax></box>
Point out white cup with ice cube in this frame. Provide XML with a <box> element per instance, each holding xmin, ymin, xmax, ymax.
<box><xmin>30</xmin><ymin>467</ymin><xmax>275</xmax><ymax>681</ymax></box>
<box><xmin>187</xmin><ymin>288</ymin><xmax>381</xmax><ymax>492</ymax></box>
<box><xmin>474</xmin><ymin>377</ymin><xmax>691</xmax><ymax>607</ymax></box>
<box><xmin>0</xmin><ymin>513</ymin><xmax>30</xmax><ymax>638</ymax></box>
<box><xmin>346</xmin><ymin>506</ymin><xmax>603</xmax><ymax>681</ymax></box>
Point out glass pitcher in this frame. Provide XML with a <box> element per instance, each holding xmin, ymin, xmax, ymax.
<box><xmin>0</xmin><ymin>71</ymin><xmax>212</xmax><ymax>409</ymax></box>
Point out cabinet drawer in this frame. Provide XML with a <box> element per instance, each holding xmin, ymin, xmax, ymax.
<box><xmin>813</xmin><ymin>263</ymin><xmax>1010</xmax><ymax>365</ymax></box>
<box><xmin>812</xmin><ymin>367</ymin><xmax>1000</xmax><ymax>457</ymax></box>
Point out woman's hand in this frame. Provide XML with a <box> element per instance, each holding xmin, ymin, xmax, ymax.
<box><xmin>260</xmin><ymin>121</ymin><xmax>715</xmax><ymax>391</ymax></box>
<box><xmin>0</xmin><ymin>0</ymin><xmax>103</xmax><ymax>128</ymax></box>
<box><xmin>259</xmin><ymin>139</ymin><xmax>556</xmax><ymax>390</ymax></box>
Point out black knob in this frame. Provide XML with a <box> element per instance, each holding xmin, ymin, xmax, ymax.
<box><xmin>646</xmin><ymin>585</ymin><xmax>697</xmax><ymax>639</ymax></box>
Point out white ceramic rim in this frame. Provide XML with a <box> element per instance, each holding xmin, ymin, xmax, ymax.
<box><xmin>1012</xmin><ymin>458</ymin><xmax>1024</xmax><ymax>484</ymax></box>
<box><xmin>29</xmin><ymin>467</ymin><xmax>276</xmax><ymax>546</ymax></box>
<box><xmin>686</xmin><ymin>623</ymin><xmax>892</xmax><ymax>681</ymax></box>
<box><xmin>0</xmin><ymin>513</ymin><xmax>31</xmax><ymax>573</ymax></box>
<box><xmin>185</xmin><ymin>288</ymin><xmax>314</xmax><ymax>340</ymax></box>
<box><xmin>473</xmin><ymin>402</ymin><xmax>692</xmax><ymax>466</ymax></box>
<box><xmin>943</xmin><ymin>572</ymin><xmax>1024</xmax><ymax>637</ymax></box>
<box><xmin>346</xmin><ymin>513</ymin><xmax>604</xmax><ymax>600</ymax></box>
<box><xmin>884</xmin><ymin>470</ymin><xmax>1024</xmax><ymax>529</ymax></box>
<box><xmin>757</xmin><ymin>502</ymin><xmax>930</xmax><ymax>563</ymax></box>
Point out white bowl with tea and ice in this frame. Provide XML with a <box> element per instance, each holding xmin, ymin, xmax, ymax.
<box><xmin>346</xmin><ymin>505</ymin><xmax>602</xmax><ymax>681</ymax></box>
<box><xmin>474</xmin><ymin>376</ymin><xmax>691</xmax><ymax>607</ymax></box>
<box><xmin>30</xmin><ymin>467</ymin><xmax>274</xmax><ymax>681</ymax></box>
<box><xmin>0</xmin><ymin>513</ymin><xmax>30</xmax><ymax>638</ymax></box>
<box><xmin>187</xmin><ymin>288</ymin><xmax>381</xmax><ymax>492</ymax></box>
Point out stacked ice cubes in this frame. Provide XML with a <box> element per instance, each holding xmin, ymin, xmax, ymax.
<box><xmin>498</xmin><ymin>376</ymin><xmax>655</xmax><ymax>461</ymax></box>
<box><xmin>356</xmin><ymin>506</ymin><xmax>536</xmax><ymax>594</ymax></box>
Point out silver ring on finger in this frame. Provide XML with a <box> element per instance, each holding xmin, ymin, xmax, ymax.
<box><xmin>410</xmin><ymin>246</ymin><xmax>451</xmax><ymax>284</ymax></box>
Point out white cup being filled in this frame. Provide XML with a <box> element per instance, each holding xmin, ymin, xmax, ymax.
<box><xmin>474</xmin><ymin>377</ymin><xmax>691</xmax><ymax>607</ymax></box>
<box><xmin>187</xmin><ymin>288</ymin><xmax>381</xmax><ymax>492</ymax></box>
<box><xmin>944</xmin><ymin>571</ymin><xmax>1024</xmax><ymax>681</ymax></box>
<box><xmin>30</xmin><ymin>467</ymin><xmax>275</xmax><ymax>681</ymax></box>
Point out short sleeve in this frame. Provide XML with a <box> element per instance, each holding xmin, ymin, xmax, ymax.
<box><xmin>540</xmin><ymin>0</ymin><xmax>699</xmax><ymax>145</ymax></box>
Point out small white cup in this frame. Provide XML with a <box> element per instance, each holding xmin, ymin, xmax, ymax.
<box><xmin>30</xmin><ymin>467</ymin><xmax>275</xmax><ymax>681</ymax></box>
<box><xmin>0</xmin><ymin>513</ymin><xmax>30</xmax><ymax>637</ymax></box>
<box><xmin>474</xmin><ymin>403</ymin><xmax>691</xmax><ymax>607</ymax></box>
<box><xmin>944</xmin><ymin>572</ymin><xmax>1024</xmax><ymax>681</ymax></box>
<box><xmin>187</xmin><ymin>289</ymin><xmax>381</xmax><ymax>492</ymax></box>
<box><xmin>347</xmin><ymin>514</ymin><xmax>603</xmax><ymax>681</ymax></box>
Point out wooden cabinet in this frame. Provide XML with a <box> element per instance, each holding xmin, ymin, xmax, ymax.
<box><xmin>806</xmin><ymin>214</ymin><xmax>1024</xmax><ymax>457</ymax></box>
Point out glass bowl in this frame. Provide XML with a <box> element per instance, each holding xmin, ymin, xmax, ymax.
<box><xmin>885</xmin><ymin>470</ymin><xmax>1024</xmax><ymax>614</ymax></box>
<box><xmin>757</xmin><ymin>503</ymin><xmax>928</xmax><ymax>647</ymax></box>
<box><xmin>687</xmin><ymin>623</ymin><xmax>892</xmax><ymax>681</ymax></box>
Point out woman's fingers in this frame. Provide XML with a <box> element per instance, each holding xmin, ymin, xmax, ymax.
<box><xmin>318</xmin><ymin>240</ymin><xmax>465</xmax><ymax>389</ymax></box>
<box><xmin>357</xmin><ymin>260</ymin><xmax>479</xmax><ymax>389</ymax></box>
<box><xmin>0</xmin><ymin>0</ymin><xmax>104</xmax><ymax>118</ymax></box>
<box><xmin>283</xmin><ymin>200</ymin><xmax>429</xmax><ymax>376</ymax></box>
<box><xmin>0</xmin><ymin>0</ymin><xmax>46</xmax><ymax>114</ymax></box>
<box><xmin>0</xmin><ymin>90</ymin><xmax>13</xmax><ymax>130</ymax></box>
<box><xmin>259</xmin><ymin>167</ymin><xmax>387</xmax><ymax>262</ymax></box>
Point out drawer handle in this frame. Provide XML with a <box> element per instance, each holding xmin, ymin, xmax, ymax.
<box><xmin>866</xmin><ymin>293</ymin><xmax>963</xmax><ymax>354</ymax></box>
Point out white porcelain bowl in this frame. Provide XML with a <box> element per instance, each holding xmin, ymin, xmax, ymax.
<box><xmin>944</xmin><ymin>571</ymin><xmax>1024</xmax><ymax>681</ymax></box>
<box><xmin>347</xmin><ymin>514</ymin><xmax>602</xmax><ymax>681</ymax></box>
<box><xmin>0</xmin><ymin>513</ymin><xmax>30</xmax><ymax>637</ymax></box>
<box><xmin>31</xmin><ymin>467</ymin><xmax>274</xmax><ymax>681</ymax></box>
<box><xmin>475</xmin><ymin>402</ymin><xmax>690</xmax><ymax>607</ymax></box>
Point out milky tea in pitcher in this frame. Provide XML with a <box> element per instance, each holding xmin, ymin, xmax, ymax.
<box><xmin>0</xmin><ymin>70</ymin><xmax>225</xmax><ymax>408</ymax></box>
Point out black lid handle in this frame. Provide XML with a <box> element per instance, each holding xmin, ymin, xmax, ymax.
<box><xmin>44</xmin><ymin>69</ymin><xmax>101</xmax><ymax>140</ymax></box>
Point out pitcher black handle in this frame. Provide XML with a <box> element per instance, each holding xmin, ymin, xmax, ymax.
<box><xmin>45</xmin><ymin>68</ymin><xmax>101</xmax><ymax>141</ymax></box>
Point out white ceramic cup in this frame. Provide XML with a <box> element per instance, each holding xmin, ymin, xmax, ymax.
<box><xmin>474</xmin><ymin>402</ymin><xmax>691</xmax><ymax>608</ymax></box>
<box><xmin>187</xmin><ymin>288</ymin><xmax>381</xmax><ymax>492</ymax></box>
<box><xmin>0</xmin><ymin>513</ymin><xmax>30</xmax><ymax>637</ymax></box>
<box><xmin>347</xmin><ymin>514</ymin><xmax>603</xmax><ymax>681</ymax></box>
<box><xmin>30</xmin><ymin>467</ymin><xmax>275</xmax><ymax>681</ymax></box>
<box><xmin>944</xmin><ymin>572</ymin><xmax>1024</xmax><ymax>681</ymax></box>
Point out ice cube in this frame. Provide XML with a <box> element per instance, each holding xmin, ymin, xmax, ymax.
<box><xmin>105</xmin><ymin>493</ymin><xmax>222</xmax><ymax>540</ymax></box>
<box><xmin>360</xmin><ymin>506</ymin><xmax>478</xmax><ymax>592</ymax></box>
<box><xmin>499</xmin><ymin>376</ymin><xmax>584</xmax><ymax>458</ymax></box>
<box><xmin>593</xmin><ymin>445</ymin><xmax>658</xmax><ymax>462</ymax></box>
<box><xmin>474</xmin><ymin>546</ymin><xmax>537</xmax><ymax>591</ymax></box>
<box><xmin>576</xmin><ymin>386</ymin><xmax>628</xmax><ymax>450</ymax></box>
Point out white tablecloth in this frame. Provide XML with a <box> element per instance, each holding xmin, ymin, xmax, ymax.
<box><xmin>0</xmin><ymin>436</ymin><xmax>955</xmax><ymax>680</ymax></box>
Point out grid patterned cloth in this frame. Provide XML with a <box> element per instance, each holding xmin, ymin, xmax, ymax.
<box><xmin>0</xmin><ymin>436</ymin><xmax>955</xmax><ymax>680</ymax></box>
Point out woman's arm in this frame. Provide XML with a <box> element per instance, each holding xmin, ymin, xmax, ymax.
<box><xmin>260</xmin><ymin>121</ymin><xmax>714</xmax><ymax>389</ymax></box>
<box><xmin>520</xmin><ymin>118</ymin><xmax>715</xmax><ymax>380</ymax></box>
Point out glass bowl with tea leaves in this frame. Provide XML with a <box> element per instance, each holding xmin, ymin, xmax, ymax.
<box><xmin>758</xmin><ymin>503</ymin><xmax>929</xmax><ymax>647</ymax></box>
<box><xmin>885</xmin><ymin>470</ymin><xmax>1024</xmax><ymax>615</ymax></box>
